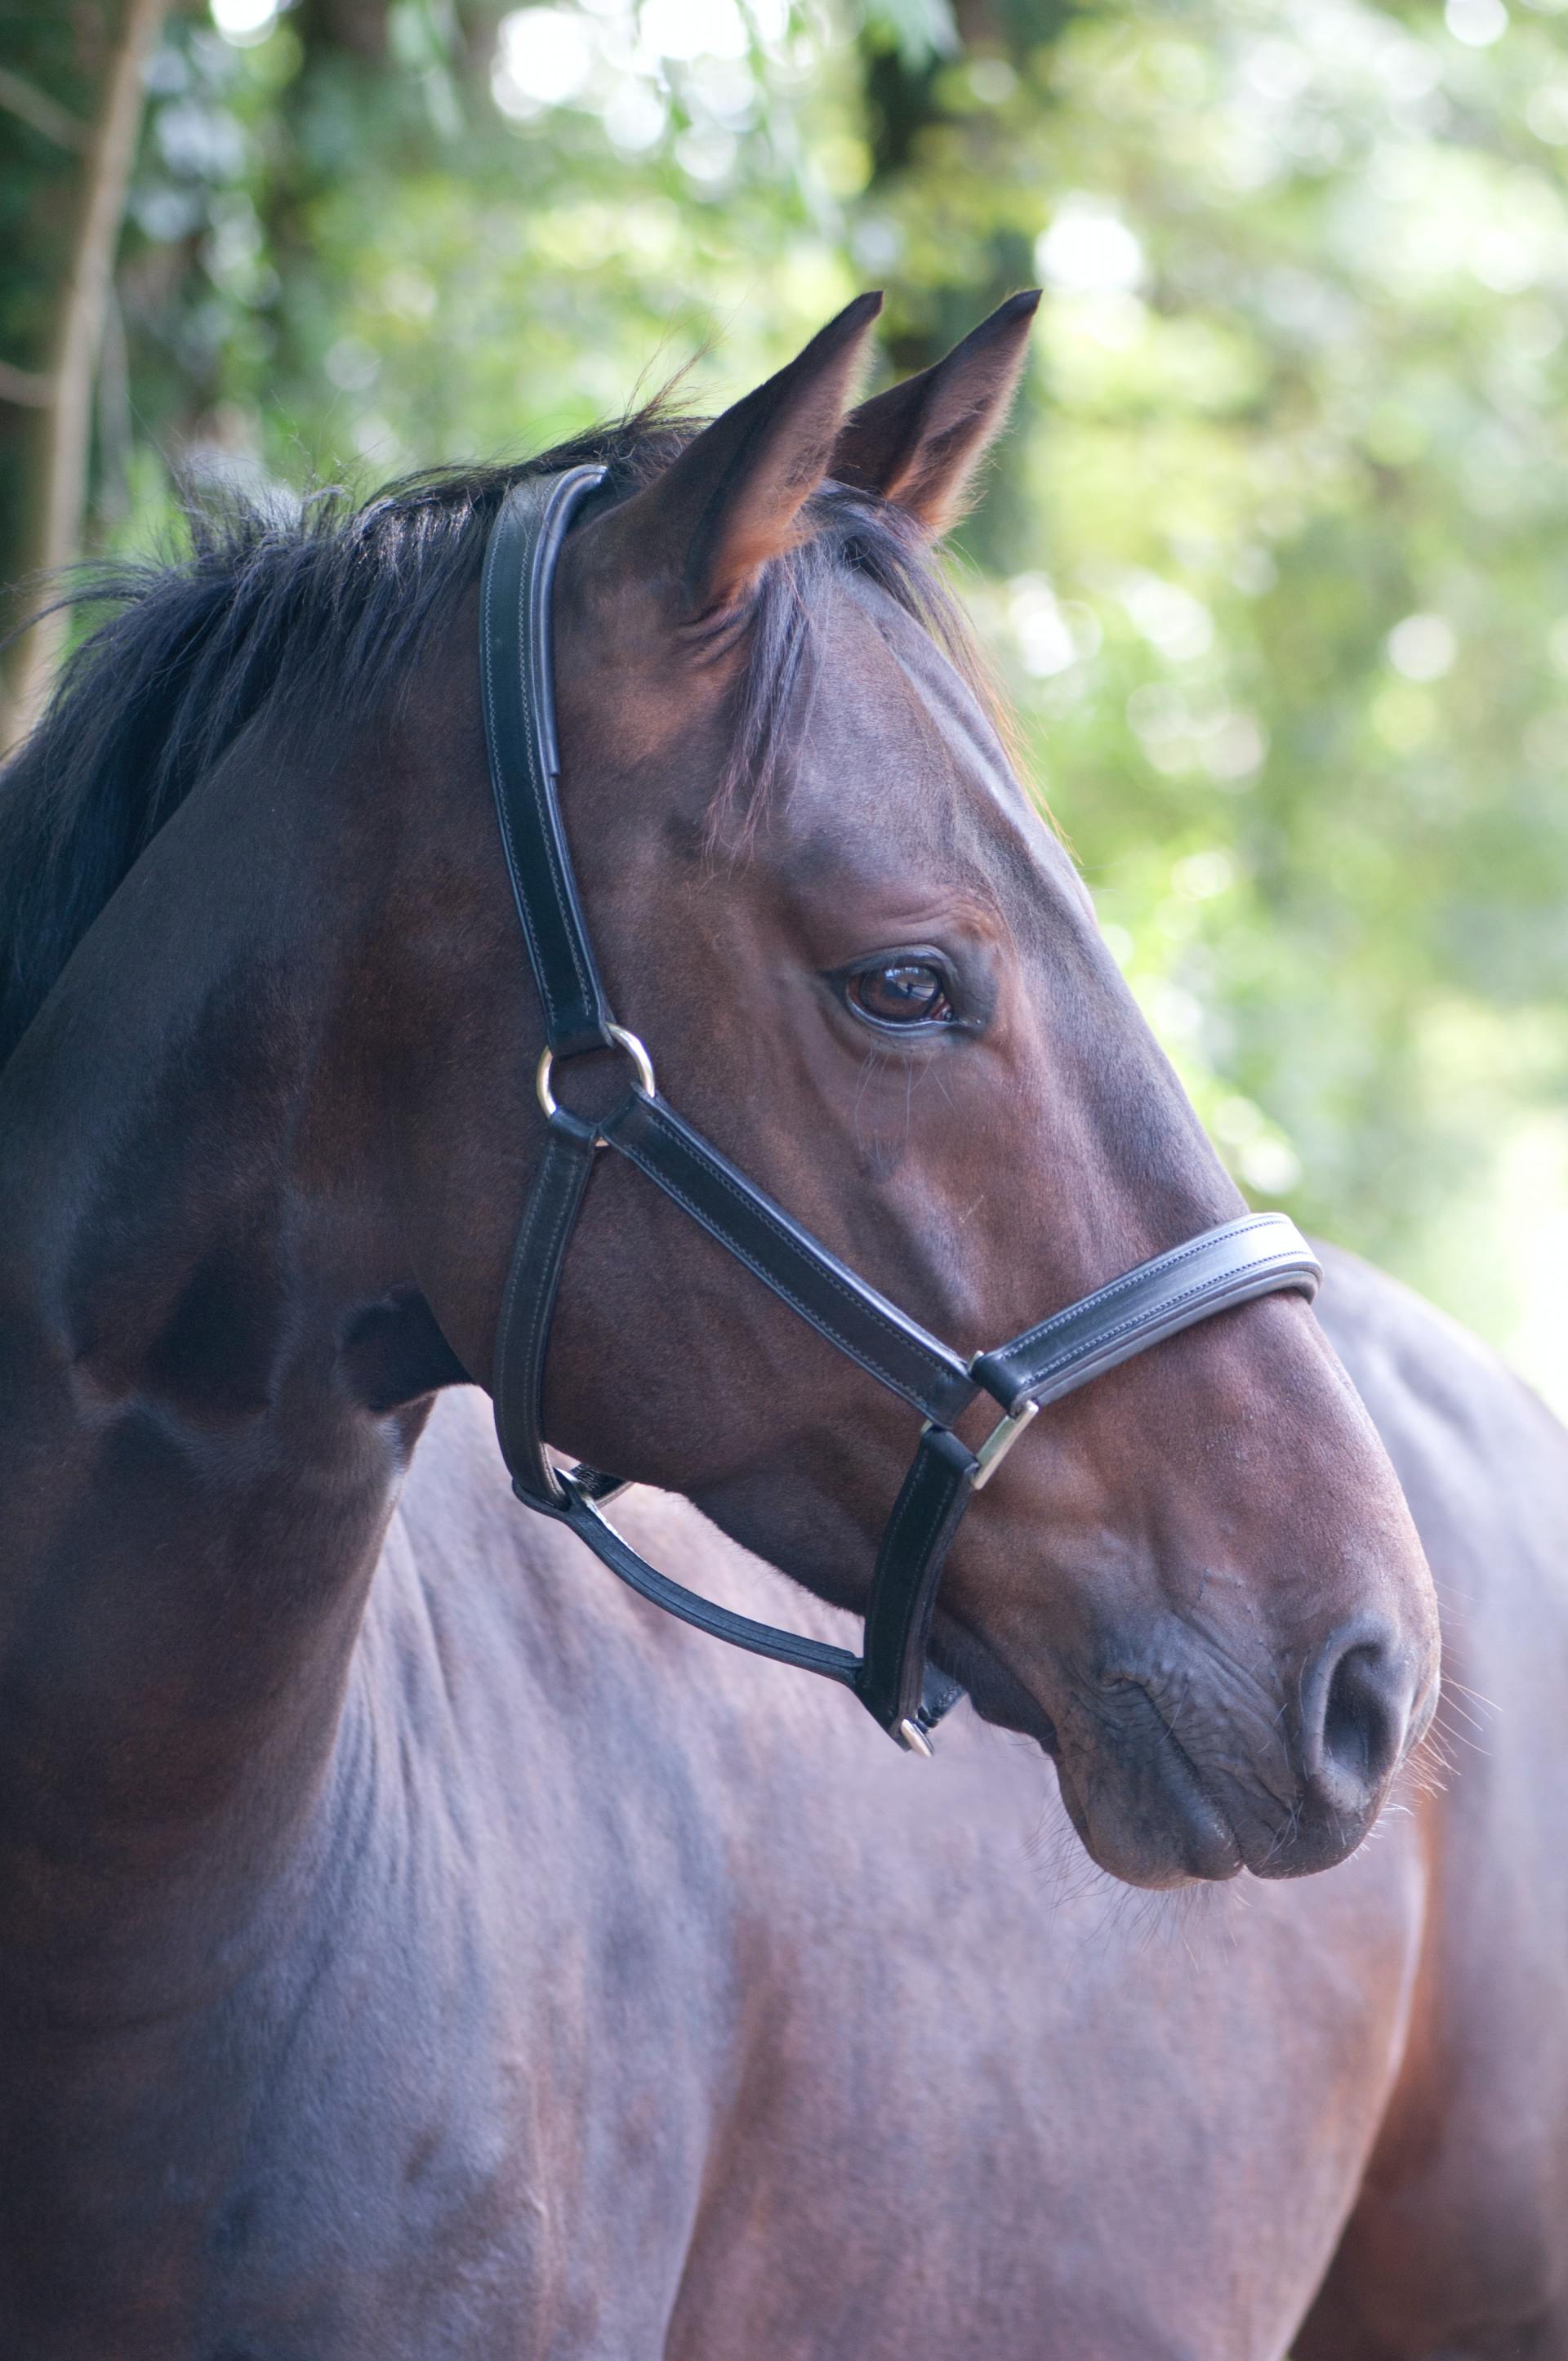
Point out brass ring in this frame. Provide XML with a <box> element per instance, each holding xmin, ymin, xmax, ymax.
<box><xmin>536</xmin><ymin>1024</ymin><xmax>657</xmax><ymax>1122</ymax></box>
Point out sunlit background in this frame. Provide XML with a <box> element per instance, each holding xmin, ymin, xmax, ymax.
<box><xmin>3</xmin><ymin>0</ymin><xmax>1566</xmax><ymax>1411</ymax></box>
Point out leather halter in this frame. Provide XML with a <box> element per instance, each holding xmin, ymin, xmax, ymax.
<box><xmin>482</xmin><ymin>466</ymin><xmax>1322</xmax><ymax>1752</ymax></box>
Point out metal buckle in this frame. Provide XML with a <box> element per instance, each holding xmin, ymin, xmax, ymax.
<box><xmin>970</xmin><ymin>1397</ymin><xmax>1040</xmax><ymax>1493</ymax></box>
<box><xmin>536</xmin><ymin>1024</ymin><xmax>657</xmax><ymax>1134</ymax></box>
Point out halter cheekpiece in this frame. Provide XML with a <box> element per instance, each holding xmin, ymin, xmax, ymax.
<box><xmin>483</xmin><ymin>466</ymin><xmax>1322</xmax><ymax>1753</ymax></box>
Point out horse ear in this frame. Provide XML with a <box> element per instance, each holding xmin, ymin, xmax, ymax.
<box><xmin>599</xmin><ymin>293</ymin><xmax>884</xmax><ymax>624</ymax></box>
<box><xmin>830</xmin><ymin>291</ymin><xmax>1040</xmax><ymax>536</ymax></box>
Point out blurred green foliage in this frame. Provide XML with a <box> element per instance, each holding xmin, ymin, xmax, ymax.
<box><xmin>4</xmin><ymin>0</ymin><xmax>1567</xmax><ymax>1401</ymax></box>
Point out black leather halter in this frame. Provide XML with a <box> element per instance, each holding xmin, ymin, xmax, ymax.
<box><xmin>482</xmin><ymin>466</ymin><xmax>1322</xmax><ymax>1753</ymax></box>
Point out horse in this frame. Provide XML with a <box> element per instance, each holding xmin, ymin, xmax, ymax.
<box><xmin>0</xmin><ymin>290</ymin><xmax>1560</xmax><ymax>2359</ymax></box>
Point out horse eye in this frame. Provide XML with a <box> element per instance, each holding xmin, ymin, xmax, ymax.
<box><xmin>848</xmin><ymin>960</ymin><xmax>954</xmax><ymax>1028</ymax></box>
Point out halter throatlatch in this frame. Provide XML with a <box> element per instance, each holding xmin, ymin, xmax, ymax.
<box><xmin>482</xmin><ymin>467</ymin><xmax>1322</xmax><ymax>1752</ymax></box>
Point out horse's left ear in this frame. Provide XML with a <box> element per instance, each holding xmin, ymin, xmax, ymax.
<box><xmin>831</xmin><ymin>291</ymin><xmax>1040</xmax><ymax>535</ymax></box>
<box><xmin>581</xmin><ymin>293</ymin><xmax>884</xmax><ymax>628</ymax></box>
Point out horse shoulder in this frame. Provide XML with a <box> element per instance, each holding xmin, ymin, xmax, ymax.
<box><xmin>1304</xmin><ymin>1245</ymin><xmax>1568</xmax><ymax>2350</ymax></box>
<box><xmin>388</xmin><ymin>1401</ymin><xmax>1429</xmax><ymax>2358</ymax></box>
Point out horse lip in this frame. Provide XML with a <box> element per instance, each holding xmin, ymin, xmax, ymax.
<box><xmin>969</xmin><ymin>1648</ymin><xmax>1250</xmax><ymax>1882</ymax></box>
<box><xmin>1141</xmin><ymin>1726</ymin><xmax>1247</xmax><ymax>1882</ymax></box>
<box><xmin>951</xmin><ymin>1642</ymin><xmax>1250</xmax><ymax>1881</ymax></box>
<box><xmin>1050</xmin><ymin>1715</ymin><xmax>1246</xmax><ymax>1887</ymax></box>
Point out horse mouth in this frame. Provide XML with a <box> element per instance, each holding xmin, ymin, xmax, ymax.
<box><xmin>942</xmin><ymin>1628</ymin><xmax>1280</xmax><ymax>1886</ymax></box>
<box><xmin>1025</xmin><ymin>1682</ymin><xmax>1250</xmax><ymax>1888</ymax></box>
<box><xmin>1055</xmin><ymin>1748</ymin><xmax>1245</xmax><ymax>1887</ymax></box>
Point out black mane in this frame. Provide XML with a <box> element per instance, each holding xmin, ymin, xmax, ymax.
<box><xmin>0</xmin><ymin>411</ymin><xmax>979</xmax><ymax>1070</ymax></box>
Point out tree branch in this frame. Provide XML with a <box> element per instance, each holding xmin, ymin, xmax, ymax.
<box><xmin>0</xmin><ymin>65</ymin><xmax>90</xmax><ymax>153</ymax></box>
<box><xmin>0</xmin><ymin>362</ymin><xmax>54</xmax><ymax>408</ymax></box>
<box><xmin>2</xmin><ymin>0</ymin><xmax>173</xmax><ymax>750</ymax></box>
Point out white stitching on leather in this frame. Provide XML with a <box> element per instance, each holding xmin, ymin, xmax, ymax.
<box><xmin>497</xmin><ymin>1134</ymin><xmax>590</xmax><ymax>1488</ymax></box>
<box><xmin>487</xmin><ymin>476</ymin><xmax>603</xmax><ymax>1044</ymax></box>
<box><xmin>620</xmin><ymin>1103</ymin><xmax>970</xmax><ymax>1410</ymax></box>
<box><xmin>617</xmin><ymin>1143</ymin><xmax>940</xmax><ymax>1410</ymax></box>
<box><xmin>518</xmin><ymin>482</ymin><xmax>598</xmax><ymax>1027</ymax></box>
<box><xmin>1001</xmin><ymin>1241</ymin><xmax>1315</xmax><ymax>1394</ymax></box>
<box><xmin>997</xmin><ymin>1217</ymin><xmax>1296</xmax><ymax>1365</ymax></box>
<box><xmin>618</xmin><ymin>1139</ymin><xmax>974</xmax><ymax>1416</ymax></box>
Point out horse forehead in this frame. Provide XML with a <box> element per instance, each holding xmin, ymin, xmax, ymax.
<box><xmin>791</xmin><ymin>571</ymin><xmax>1085</xmax><ymax>900</ymax></box>
<box><xmin>803</xmin><ymin>574</ymin><xmax>1000</xmax><ymax>781</ymax></box>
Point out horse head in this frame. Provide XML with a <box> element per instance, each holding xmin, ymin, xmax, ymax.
<box><xmin>408</xmin><ymin>295</ymin><xmax>1440</xmax><ymax>1888</ymax></box>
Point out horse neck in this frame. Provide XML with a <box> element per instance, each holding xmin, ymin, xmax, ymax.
<box><xmin>0</xmin><ymin>703</ymin><xmax>451</xmax><ymax>2010</ymax></box>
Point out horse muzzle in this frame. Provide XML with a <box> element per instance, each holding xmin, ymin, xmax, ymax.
<box><xmin>1022</xmin><ymin>1612</ymin><xmax>1437</xmax><ymax>1890</ymax></box>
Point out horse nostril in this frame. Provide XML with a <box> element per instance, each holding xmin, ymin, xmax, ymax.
<box><xmin>1324</xmin><ymin>1644</ymin><xmax>1392</xmax><ymax>1781</ymax></box>
<box><xmin>1301</xmin><ymin>1623</ymin><xmax>1413</xmax><ymax>1817</ymax></box>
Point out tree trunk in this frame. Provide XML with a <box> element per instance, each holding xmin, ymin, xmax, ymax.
<box><xmin>1</xmin><ymin>0</ymin><xmax>171</xmax><ymax>754</ymax></box>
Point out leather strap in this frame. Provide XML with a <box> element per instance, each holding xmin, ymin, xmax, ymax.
<box><xmin>971</xmin><ymin>1212</ymin><xmax>1321</xmax><ymax>1414</ymax></box>
<box><xmin>856</xmin><ymin>1423</ymin><xmax>977</xmax><ymax>1742</ymax></box>
<box><xmin>492</xmin><ymin>1107</ymin><xmax>600</xmax><ymax>1508</ymax></box>
<box><xmin>604</xmin><ymin>1089</ymin><xmax>979</xmax><ymax>1428</ymax></box>
<box><xmin>480</xmin><ymin>467</ymin><xmax>614</xmax><ymax>1058</ymax></box>
<box><xmin>550</xmin><ymin>1478</ymin><xmax>864</xmax><ymax>1689</ymax></box>
<box><xmin>492</xmin><ymin>1095</ymin><xmax>971</xmax><ymax>1733</ymax></box>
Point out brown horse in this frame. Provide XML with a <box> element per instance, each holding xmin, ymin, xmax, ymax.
<box><xmin>0</xmin><ymin>294</ymin><xmax>1559</xmax><ymax>2358</ymax></box>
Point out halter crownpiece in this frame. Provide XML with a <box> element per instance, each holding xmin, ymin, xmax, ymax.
<box><xmin>481</xmin><ymin>466</ymin><xmax>1322</xmax><ymax>1753</ymax></box>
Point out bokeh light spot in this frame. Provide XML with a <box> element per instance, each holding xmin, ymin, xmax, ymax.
<box><xmin>1387</xmin><ymin>613</ymin><xmax>1458</xmax><ymax>681</ymax></box>
<box><xmin>1446</xmin><ymin>0</ymin><xmax>1509</xmax><ymax>44</ymax></box>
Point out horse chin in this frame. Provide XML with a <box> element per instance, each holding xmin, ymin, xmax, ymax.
<box><xmin>948</xmin><ymin>1646</ymin><xmax>1250</xmax><ymax>1887</ymax></box>
<box><xmin>1049</xmin><ymin>1741</ymin><xmax>1247</xmax><ymax>1891</ymax></box>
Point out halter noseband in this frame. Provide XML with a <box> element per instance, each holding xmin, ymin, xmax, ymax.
<box><xmin>481</xmin><ymin>467</ymin><xmax>1321</xmax><ymax>1753</ymax></box>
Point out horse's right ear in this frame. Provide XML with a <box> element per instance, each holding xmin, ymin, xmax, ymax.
<box><xmin>585</xmin><ymin>294</ymin><xmax>883</xmax><ymax>627</ymax></box>
<box><xmin>830</xmin><ymin>292</ymin><xmax>1040</xmax><ymax>536</ymax></box>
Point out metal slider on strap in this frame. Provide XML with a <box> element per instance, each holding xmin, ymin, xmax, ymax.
<box><xmin>969</xmin><ymin>1397</ymin><xmax>1040</xmax><ymax>1493</ymax></box>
